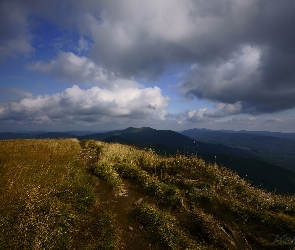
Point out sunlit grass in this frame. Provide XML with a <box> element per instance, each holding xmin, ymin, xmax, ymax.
<box><xmin>1</xmin><ymin>139</ymin><xmax>295</xmax><ymax>249</ymax></box>
<box><xmin>133</xmin><ymin>203</ymin><xmax>208</xmax><ymax>250</ymax></box>
<box><xmin>0</xmin><ymin>139</ymin><xmax>118</xmax><ymax>249</ymax></box>
<box><xmin>93</xmin><ymin>141</ymin><xmax>295</xmax><ymax>249</ymax></box>
<box><xmin>94</xmin><ymin>161</ymin><xmax>123</xmax><ymax>194</ymax></box>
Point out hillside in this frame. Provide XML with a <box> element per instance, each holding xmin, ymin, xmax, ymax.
<box><xmin>2</xmin><ymin>127</ymin><xmax>295</xmax><ymax>194</ymax></box>
<box><xmin>79</xmin><ymin>127</ymin><xmax>257</xmax><ymax>158</ymax></box>
<box><xmin>1</xmin><ymin>139</ymin><xmax>295</xmax><ymax>249</ymax></box>
<box><xmin>79</xmin><ymin>127</ymin><xmax>295</xmax><ymax>194</ymax></box>
<box><xmin>181</xmin><ymin>128</ymin><xmax>295</xmax><ymax>171</ymax></box>
<box><xmin>220</xmin><ymin>130</ymin><xmax>295</xmax><ymax>141</ymax></box>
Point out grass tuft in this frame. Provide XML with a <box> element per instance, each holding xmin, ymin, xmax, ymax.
<box><xmin>94</xmin><ymin>161</ymin><xmax>123</xmax><ymax>194</ymax></box>
<box><xmin>133</xmin><ymin>203</ymin><xmax>208</xmax><ymax>250</ymax></box>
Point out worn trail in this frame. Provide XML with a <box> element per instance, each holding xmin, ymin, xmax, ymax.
<box><xmin>78</xmin><ymin>147</ymin><xmax>157</xmax><ymax>249</ymax></box>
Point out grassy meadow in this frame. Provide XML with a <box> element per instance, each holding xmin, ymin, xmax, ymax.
<box><xmin>0</xmin><ymin>139</ymin><xmax>117</xmax><ymax>249</ymax></box>
<box><xmin>1</xmin><ymin>139</ymin><xmax>295</xmax><ymax>249</ymax></box>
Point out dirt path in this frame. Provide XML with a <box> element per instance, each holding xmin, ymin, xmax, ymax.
<box><xmin>98</xmin><ymin>180</ymin><xmax>156</xmax><ymax>249</ymax></box>
<box><xmin>78</xmin><ymin>147</ymin><xmax>157</xmax><ymax>249</ymax></box>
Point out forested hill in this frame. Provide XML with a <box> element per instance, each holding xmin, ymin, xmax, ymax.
<box><xmin>79</xmin><ymin>127</ymin><xmax>254</xmax><ymax>157</ymax></box>
<box><xmin>181</xmin><ymin>128</ymin><xmax>295</xmax><ymax>171</ymax></box>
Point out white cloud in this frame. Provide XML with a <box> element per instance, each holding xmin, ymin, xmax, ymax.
<box><xmin>28</xmin><ymin>52</ymin><xmax>142</xmax><ymax>89</ymax></box>
<box><xmin>175</xmin><ymin>101</ymin><xmax>243</xmax><ymax>124</ymax></box>
<box><xmin>216</xmin><ymin>102</ymin><xmax>242</xmax><ymax>115</ymax></box>
<box><xmin>28</xmin><ymin>52</ymin><xmax>108</xmax><ymax>84</ymax></box>
<box><xmin>0</xmin><ymin>85</ymin><xmax>169</xmax><ymax>125</ymax></box>
<box><xmin>75</xmin><ymin>36</ymin><xmax>91</xmax><ymax>55</ymax></box>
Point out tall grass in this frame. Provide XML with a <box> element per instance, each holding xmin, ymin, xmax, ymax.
<box><xmin>0</xmin><ymin>139</ymin><xmax>119</xmax><ymax>249</ymax></box>
<box><xmin>1</xmin><ymin>139</ymin><xmax>295</xmax><ymax>249</ymax></box>
<box><xmin>133</xmin><ymin>204</ymin><xmax>208</xmax><ymax>250</ymax></box>
<box><xmin>93</xmin><ymin>141</ymin><xmax>295</xmax><ymax>249</ymax></box>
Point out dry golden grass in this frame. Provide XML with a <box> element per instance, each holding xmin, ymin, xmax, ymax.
<box><xmin>0</xmin><ymin>139</ymin><xmax>119</xmax><ymax>249</ymax></box>
<box><xmin>1</xmin><ymin>139</ymin><xmax>295</xmax><ymax>249</ymax></box>
<box><xmin>94</xmin><ymin>141</ymin><xmax>295</xmax><ymax>249</ymax></box>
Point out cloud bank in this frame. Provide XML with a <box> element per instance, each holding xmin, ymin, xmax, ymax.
<box><xmin>0</xmin><ymin>85</ymin><xmax>168</xmax><ymax>126</ymax></box>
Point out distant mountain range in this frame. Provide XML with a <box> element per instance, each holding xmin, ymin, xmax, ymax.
<box><xmin>181</xmin><ymin>128</ymin><xmax>295</xmax><ymax>171</ymax></box>
<box><xmin>78</xmin><ymin>127</ymin><xmax>254</xmax><ymax>158</ymax></box>
<box><xmin>219</xmin><ymin>129</ymin><xmax>295</xmax><ymax>140</ymax></box>
<box><xmin>1</xmin><ymin>127</ymin><xmax>295</xmax><ymax>194</ymax></box>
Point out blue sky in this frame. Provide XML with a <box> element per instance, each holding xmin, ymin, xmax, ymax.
<box><xmin>1</xmin><ymin>0</ymin><xmax>295</xmax><ymax>132</ymax></box>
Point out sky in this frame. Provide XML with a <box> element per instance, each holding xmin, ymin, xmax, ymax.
<box><xmin>1</xmin><ymin>0</ymin><xmax>295</xmax><ymax>133</ymax></box>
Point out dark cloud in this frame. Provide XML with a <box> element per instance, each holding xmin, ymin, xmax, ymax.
<box><xmin>178</xmin><ymin>43</ymin><xmax>295</xmax><ymax>114</ymax></box>
<box><xmin>87</xmin><ymin>0</ymin><xmax>295</xmax><ymax>113</ymax></box>
<box><xmin>0</xmin><ymin>1</ymin><xmax>34</xmax><ymax>60</ymax></box>
<box><xmin>175</xmin><ymin>1</ymin><xmax>295</xmax><ymax>114</ymax></box>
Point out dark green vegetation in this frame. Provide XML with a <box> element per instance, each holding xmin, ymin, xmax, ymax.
<box><xmin>216</xmin><ymin>129</ymin><xmax>295</xmax><ymax>141</ymax></box>
<box><xmin>182</xmin><ymin>128</ymin><xmax>295</xmax><ymax>171</ymax></box>
<box><xmin>79</xmin><ymin>127</ymin><xmax>253</xmax><ymax>157</ymax></box>
<box><xmin>199</xmin><ymin>153</ymin><xmax>295</xmax><ymax>195</ymax></box>
<box><xmin>1</xmin><ymin>139</ymin><xmax>295</xmax><ymax>249</ymax></box>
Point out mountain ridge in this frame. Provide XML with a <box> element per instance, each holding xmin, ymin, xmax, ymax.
<box><xmin>1</xmin><ymin>127</ymin><xmax>295</xmax><ymax>194</ymax></box>
<box><xmin>181</xmin><ymin>128</ymin><xmax>295</xmax><ymax>171</ymax></box>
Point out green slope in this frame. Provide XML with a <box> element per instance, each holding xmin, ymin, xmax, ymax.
<box><xmin>182</xmin><ymin>128</ymin><xmax>295</xmax><ymax>171</ymax></box>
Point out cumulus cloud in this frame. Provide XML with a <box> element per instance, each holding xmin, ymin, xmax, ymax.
<box><xmin>216</xmin><ymin>102</ymin><xmax>242</xmax><ymax>116</ymax></box>
<box><xmin>178</xmin><ymin>45</ymin><xmax>262</xmax><ymax>109</ymax></box>
<box><xmin>178</xmin><ymin>44</ymin><xmax>295</xmax><ymax>114</ymax></box>
<box><xmin>175</xmin><ymin>101</ymin><xmax>242</xmax><ymax>124</ymax></box>
<box><xmin>28</xmin><ymin>52</ymin><xmax>110</xmax><ymax>85</ymax></box>
<box><xmin>28</xmin><ymin>52</ymin><xmax>141</xmax><ymax>89</ymax></box>
<box><xmin>0</xmin><ymin>85</ymin><xmax>169</xmax><ymax>125</ymax></box>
